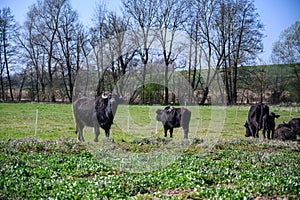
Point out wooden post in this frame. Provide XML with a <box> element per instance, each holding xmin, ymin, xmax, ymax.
<box><xmin>127</xmin><ymin>115</ymin><xmax>130</xmax><ymax>132</ymax></box>
<box><xmin>35</xmin><ymin>109</ymin><xmax>38</xmax><ymax>136</ymax></box>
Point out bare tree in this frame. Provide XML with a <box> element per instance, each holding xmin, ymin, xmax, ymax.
<box><xmin>56</xmin><ymin>2</ymin><xmax>82</xmax><ymax>102</ymax></box>
<box><xmin>187</xmin><ymin>0</ymin><xmax>263</xmax><ymax>105</ymax></box>
<box><xmin>272</xmin><ymin>21</ymin><xmax>300</xmax><ymax>84</ymax></box>
<box><xmin>272</xmin><ymin>21</ymin><xmax>300</xmax><ymax>102</ymax></box>
<box><xmin>156</xmin><ymin>0</ymin><xmax>188</xmax><ymax>104</ymax></box>
<box><xmin>272</xmin><ymin>21</ymin><xmax>300</xmax><ymax>65</ymax></box>
<box><xmin>122</xmin><ymin>0</ymin><xmax>159</xmax><ymax>103</ymax></box>
<box><xmin>0</xmin><ymin>7</ymin><xmax>18</xmax><ymax>101</ymax></box>
<box><xmin>25</xmin><ymin>0</ymin><xmax>69</xmax><ymax>102</ymax></box>
<box><xmin>89</xmin><ymin>2</ymin><xmax>108</xmax><ymax>95</ymax></box>
<box><xmin>90</xmin><ymin>5</ymin><xmax>137</xmax><ymax>96</ymax></box>
<box><xmin>18</xmin><ymin>8</ymin><xmax>47</xmax><ymax>102</ymax></box>
<box><xmin>229</xmin><ymin>0</ymin><xmax>264</xmax><ymax>104</ymax></box>
<box><xmin>19</xmin><ymin>0</ymin><xmax>84</xmax><ymax>102</ymax></box>
<box><xmin>106</xmin><ymin>12</ymin><xmax>137</xmax><ymax>94</ymax></box>
<box><xmin>190</xmin><ymin>0</ymin><xmax>225</xmax><ymax>105</ymax></box>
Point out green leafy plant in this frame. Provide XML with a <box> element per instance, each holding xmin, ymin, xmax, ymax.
<box><xmin>0</xmin><ymin>103</ymin><xmax>299</xmax><ymax>199</ymax></box>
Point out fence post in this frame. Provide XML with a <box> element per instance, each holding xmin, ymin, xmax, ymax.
<box><xmin>127</xmin><ymin>115</ymin><xmax>130</xmax><ymax>132</ymax></box>
<box><xmin>35</xmin><ymin>109</ymin><xmax>38</xmax><ymax>136</ymax></box>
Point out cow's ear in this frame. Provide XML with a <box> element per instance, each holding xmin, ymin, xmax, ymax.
<box><xmin>275</xmin><ymin>115</ymin><xmax>280</xmax><ymax>118</ymax></box>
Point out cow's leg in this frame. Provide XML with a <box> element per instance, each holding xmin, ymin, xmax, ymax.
<box><xmin>271</xmin><ymin>129</ymin><xmax>274</xmax><ymax>139</ymax></box>
<box><xmin>249</xmin><ymin>124</ymin><xmax>256</xmax><ymax>138</ymax></box>
<box><xmin>170</xmin><ymin>128</ymin><xmax>173</xmax><ymax>138</ymax></box>
<box><xmin>105</xmin><ymin>129</ymin><xmax>110</xmax><ymax>138</ymax></box>
<box><xmin>78</xmin><ymin>128</ymin><xmax>84</xmax><ymax>142</ymax></box>
<box><xmin>183</xmin><ymin>127</ymin><xmax>189</xmax><ymax>139</ymax></box>
<box><xmin>164</xmin><ymin>127</ymin><xmax>168</xmax><ymax>137</ymax></box>
<box><xmin>267</xmin><ymin>130</ymin><xmax>271</xmax><ymax>140</ymax></box>
<box><xmin>94</xmin><ymin>126</ymin><xmax>100</xmax><ymax>142</ymax></box>
<box><xmin>262</xmin><ymin>128</ymin><xmax>266</xmax><ymax>139</ymax></box>
<box><xmin>255</xmin><ymin>124</ymin><xmax>260</xmax><ymax>138</ymax></box>
<box><xmin>77</xmin><ymin>124</ymin><xmax>85</xmax><ymax>142</ymax></box>
<box><xmin>75</xmin><ymin>124</ymin><xmax>79</xmax><ymax>134</ymax></box>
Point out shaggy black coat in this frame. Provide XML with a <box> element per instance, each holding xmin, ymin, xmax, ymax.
<box><xmin>156</xmin><ymin>106</ymin><xmax>191</xmax><ymax>139</ymax></box>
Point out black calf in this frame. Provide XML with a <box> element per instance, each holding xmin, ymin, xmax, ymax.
<box><xmin>262</xmin><ymin>112</ymin><xmax>280</xmax><ymax>139</ymax></box>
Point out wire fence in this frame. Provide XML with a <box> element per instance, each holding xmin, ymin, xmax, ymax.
<box><xmin>0</xmin><ymin>104</ymin><xmax>299</xmax><ymax>141</ymax></box>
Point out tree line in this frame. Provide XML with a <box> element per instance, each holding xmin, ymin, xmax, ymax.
<box><xmin>0</xmin><ymin>0</ymin><xmax>299</xmax><ymax>104</ymax></box>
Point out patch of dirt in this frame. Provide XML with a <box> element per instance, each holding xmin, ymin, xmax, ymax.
<box><xmin>153</xmin><ymin>189</ymin><xmax>194</xmax><ymax>199</ymax></box>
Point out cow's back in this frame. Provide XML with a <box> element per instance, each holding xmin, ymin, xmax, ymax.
<box><xmin>247</xmin><ymin>105</ymin><xmax>257</xmax><ymax>122</ymax></box>
<box><xmin>156</xmin><ymin>107</ymin><xmax>191</xmax><ymax>128</ymax></box>
<box><xmin>274</xmin><ymin>126</ymin><xmax>296</xmax><ymax>141</ymax></box>
<box><xmin>247</xmin><ymin>105</ymin><xmax>259</xmax><ymax>126</ymax></box>
<box><xmin>73</xmin><ymin>97</ymin><xmax>96</xmax><ymax>127</ymax></box>
<box><xmin>179</xmin><ymin>108</ymin><xmax>191</xmax><ymax>128</ymax></box>
<box><xmin>248</xmin><ymin>103</ymin><xmax>269</xmax><ymax>126</ymax></box>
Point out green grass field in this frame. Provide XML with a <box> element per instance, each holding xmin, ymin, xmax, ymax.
<box><xmin>0</xmin><ymin>103</ymin><xmax>299</xmax><ymax>141</ymax></box>
<box><xmin>0</xmin><ymin>103</ymin><xmax>299</xmax><ymax>199</ymax></box>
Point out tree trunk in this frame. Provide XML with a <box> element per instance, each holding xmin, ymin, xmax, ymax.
<box><xmin>35</xmin><ymin>77</ymin><xmax>40</xmax><ymax>102</ymax></box>
<box><xmin>200</xmin><ymin>86</ymin><xmax>209</xmax><ymax>105</ymax></box>
<box><xmin>233</xmin><ymin>60</ymin><xmax>238</xmax><ymax>104</ymax></box>
<box><xmin>3</xmin><ymin>36</ymin><xmax>14</xmax><ymax>101</ymax></box>
<box><xmin>48</xmin><ymin>68</ymin><xmax>55</xmax><ymax>102</ymax></box>
<box><xmin>18</xmin><ymin>74</ymin><xmax>26</xmax><ymax>101</ymax></box>
<box><xmin>0</xmin><ymin>66</ymin><xmax>5</xmax><ymax>101</ymax></box>
<box><xmin>48</xmin><ymin>41</ymin><xmax>56</xmax><ymax>102</ymax></box>
<box><xmin>164</xmin><ymin>60</ymin><xmax>169</xmax><ymax>105</ymax></box>
<box><xmin>224</xmin><ymin>59</ymin><xmax>231</xmax><ymax>104</ymax></box>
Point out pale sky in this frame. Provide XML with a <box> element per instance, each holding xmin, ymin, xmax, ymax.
<box><xmin>0</xmin><ymin>0</ymin><xmax>299</xmax><ymax>64</ymax></box>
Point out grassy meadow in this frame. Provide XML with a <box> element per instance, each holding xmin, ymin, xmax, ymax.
<box><xmin>1</xmin><ymin>103</ymin><xmax>299</xmax><ymax>141</ymax></box>
<box><xmin>0</xmin><ymin>103</ymin><xmax>300</xmax><ymax>199</ymax></box>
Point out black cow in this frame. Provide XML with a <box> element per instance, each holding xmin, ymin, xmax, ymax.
<box><xmin>156</xmin><ymin>106</ymin><xmax>191</xmax><ymax>139</ymax></box>
<box><xmin>288</xmin><ymin>118</ymin><xmax>300</xmax><ymax>136</ymax></box>
<box><xmin>274</xmin><ymin>126</ymin><xmax>297</xmax><ymax>141</ymax></box>
<box><xmin>274</xmin><ymin>118</ymin><xmax>300</xmax><ymax>141</ymax></box>
<box><xmin>244</xmin><ymin>103</ymin><xmax>269</xmax><ymax>138</ymax></box>
<box><xmin>73</xmin><ymin>93</ymin><xmax>121</xmax><ymax>142</ymax></box>
<box><xmin>262</xmin><ymin>112</ymin><xmax>280</xmax><ymax>139</ymax></box>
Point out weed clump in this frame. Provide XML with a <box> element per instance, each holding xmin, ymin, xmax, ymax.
<box><xmin>0</xmin><ymin>137</ymin><xmax>87</xmax><ymax>154</ymax></box>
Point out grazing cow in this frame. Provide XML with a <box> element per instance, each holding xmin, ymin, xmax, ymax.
<box><xmin>274</xmin><ymin>126</ymin><xmax>297</xmax><ymax>141</ymax></box>
<box><xmin>156</xmin><ymin>106</ymin><xmax>191</xmax><ymax>139</ymax></box>
<box><xmin>244</xmin><ymin>103</ymin><xmax>269</xmax><ymax>138</ymax></box>
<box><xmin>262</xmin><ymin>112</ymin><xmax>280</xmax><ymax>139</ymax></box>
<box><xmin>73</xmin><ymin>93</ymin><xmax>121</xmax><ymax>142</ymax></box>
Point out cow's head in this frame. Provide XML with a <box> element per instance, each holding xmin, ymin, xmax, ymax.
<box><xmin>269</xmin><ymin>112</ymin><xmax>280</xmax><ymax>119</ymax></box>
<box><xmin>156</xmin><ymin>107</ymin><xmax>179</xmax><ymax>126</ymax></box>
<box><xmin>101</xmin><ymin>93</ymin><xmax>122</xmax><ymax>114</ymax></box>
<box><xmin>95</xmin><ymin>93</ymin><xmax>122</xmax><ymax>116</ymax></box>
<box><xmin>244</xmin><ymin>121</ymin><xmax>252</xmax><ymax>137</ymax></box>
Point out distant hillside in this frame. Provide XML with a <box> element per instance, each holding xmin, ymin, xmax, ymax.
<box><xmin>178</xmin><ymin>63</ymin><xmax>300</xmax><ymax>104</ymax></box>
<box><xmin>237</xmin><ymin>63</ymin><xmax>300</xmax><ymax>104</ymax></box>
